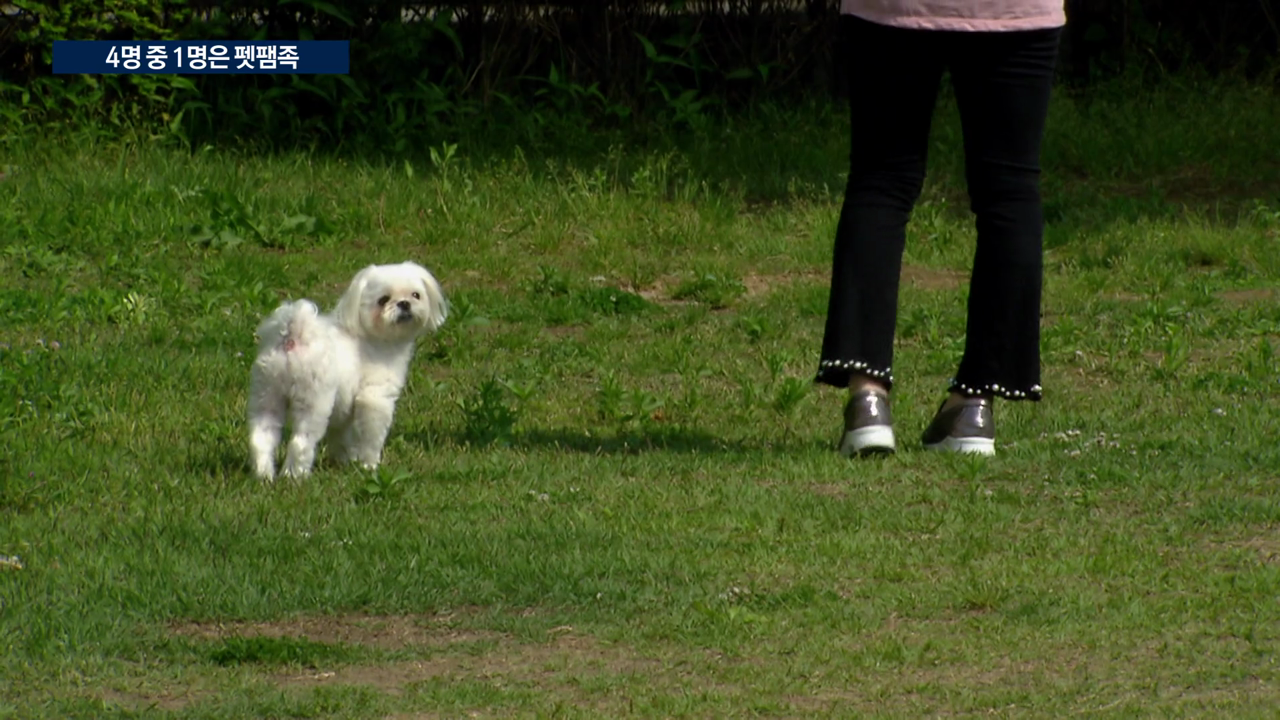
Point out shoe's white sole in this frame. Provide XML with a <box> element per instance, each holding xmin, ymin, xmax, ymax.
<box><xmin>924</xmin><ymin>436</ymin><xmax>995</xmax><ymax>456</ymax></box>
<box><xmin>840</xmin><ymin>425</ymin><xmax>896</xmax><ymax>456</ymax></box>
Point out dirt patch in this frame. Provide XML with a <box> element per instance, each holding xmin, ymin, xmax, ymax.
<box><xmin>105</xmin><ymin>615</ymin><xmax>661</xmax><ymax>713</ymax></box>
<box><xmin>808</xmin><ymin>483</ymin><xmax>849</xmax><ymax>498</ymax></box>
<box><xmin>635</xmin><ymin>269</ymin><xmax>825</xmax><ymax>305</ymax></box>
<box><xmin>275</xmin><ymin>663</ymin><xmax>437</xmax><ymax>695</ymax></box>
<box><xmin>901</xmin><ymin>265</ymin><xmax>966</xmax><ymax>291</ymax></box>
<box><xmin>119</xmin><ymin>608</ymin><xmax>1272</xmax><ymax>716</ymax></box>
<box><xmin>165</xmin><ymin>614</ymin><xmax>668</xmax><ymax>711</ymax></box>
<box><xmin>1104</xmin><ymin>290</ymin><xmax>1147</xmax><ymax>302</ymax></box>
<box><xmin>171</xmin><ymin>613</ymin><xmax>500</xmax><ymax>651</ymax></box>
<box><xmin>270</xmin><ymin>631</ymin><xmax>662</xmax><ymax>694</ymax></box>
<box><xmin>740</xmin><ymin>270</ymin><xmax>826</xmax><ymax>298</ymax></box>
<box><xmin>171</xmin><ymin>614</ymin><xmax>661</xmax><ymax>693</ymax></box>
<box><xmin>755</xmin><ymin>478</ymin><xmax>851</xmax><ymax>499</ymax></box>
<box><xmin>97</xmin><ymin>686</ymin><xmax>211</xmax><ymax>713</ymax></box>
<box><xmin>1206</xmin><ymin>528</ymin><xmax>1280</xmax><ymax>566</ymax></box>
<box><xmin>1141</xmin><ymin>349</ymin><xmax>1204</xmax><ymax>365</ymax></box>
<box><xmin>1233</xmin><ymin>536</ymin><xmax>1280</xmax><ymax>564</ymax></box>
<box><xmin>1054</xmin><ymin>364</ymin><xmax>1116</xmax><ymax>394</ymax></box>
<box><xmin>1217</xmin><ymin>288</ymin><xmax>1276</xmax><ymax>305</ymax></box>
<box><xmin>1092</xmin><ymin>284</ymin><xmax>1274</xmax><ymax>309</ymax></box>
<box><xmin>633</xmin><ymin>275</ymin><xmax>692</xmax><ymax>306</ymax></box>
<box><xmin>542</xmin><ymin>325</ymin><xmax>585</xmax><ymax>339</ymax></box>
<box><xmin>384</xmin><ymin>714</ymin><xmax>480</xmax><ymax>720</ymax></box>
<box><xmin>741</xmin><ymin>273</ymin><xmax>775</xmax><ymax>298</ymax></box>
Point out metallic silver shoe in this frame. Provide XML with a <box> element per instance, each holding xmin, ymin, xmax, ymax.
<box><xmin>839</xmin><ymin>390</ymin><xmax>895</xmax><ymax>456</ymax></box>
<box><xmin>921</xmin><ymin>396</ymin><xmax>995</xmax><ymax>456</ymax></box>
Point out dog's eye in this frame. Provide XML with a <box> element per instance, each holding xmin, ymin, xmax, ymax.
<box><xmin>412</xmin><ymin>292</ymin><xmax>421</xmax><ymax>300</ymax></box>
<box><xmin>377</xmin><ymin>295</ymin><xmax>391</xmax><ymax>307</ymax></box>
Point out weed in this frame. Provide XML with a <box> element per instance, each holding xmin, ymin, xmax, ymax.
<box><xmin>354</xmin><ymin>467</ymin><xmax>414</xmax><ymax>504</ymax></box>
<box><xmin>770</xmin><ymin>377</ymin><xmax>809</xmax><ymax>418</ymax></box>
<box><xmin>1245</xmin><ymin>336</ymin><xmax>1277</xmax><ymax>383</ymax></box>
<box><xmin>186</xmin><ymin>189</ymin><xmax>266</xmax><ymax>251</ymax></box>
<box><xmin>445</xmin><ymin>294</ymin><xmax>491</xmax><ymax>329</ymax></box>
<box><xmin>575</xmin><ymin>286</ymin><xmax>651</xmax><ymax>316</ymax></box>
<box><xmin>458</xmin><ymin>378</ymin><xmax>520</xmax><ymax>446</ymax></box>
<box><xmin>672</xmin><ymin>272</ymin><xmax>745</xmax><ymax>309</ymax></box>
<box><xmin>622</xmin><ymin>388</ymin><xmax>666</xmax><ymax>426</ymax></box>
<box><xmin>738</xmin><ymin>316</ymin><xmax>769</xmax><ymax>343</ymax></box>
<box><xmin>526</xmin><ymin>269</ymin><xmax>651</xmax><ymax>323</ymax></box>
<box><xmin>187</xmin><ymin>189</ymin><xmax>334</xmax><ymax>251</ymax></box>
<box><xmin>596</xmin><ymin>372</ymin><xmax>625</xmax><ymax>423</ymax></box>
<box><xmin>1153</xmin><ymin>327</ymin><xmax>1192</xmax><ymax>380</ymax></box>
<box><xmin>499</xmin><ymin>378</ymin><xmax>539</xmax><ymax>404</ymax></box>
<box><xmin>531</xmin><ymin>266</ymin><xmax>572</xmax><ymax>297</ymax></box>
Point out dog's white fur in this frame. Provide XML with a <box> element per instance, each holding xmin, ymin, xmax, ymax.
<box><xmin>247</xmin><ymin>262</ymin><xmax>447</xmax><ymax>481</ymax></box>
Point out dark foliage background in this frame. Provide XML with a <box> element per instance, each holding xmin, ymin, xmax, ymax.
<box><xmin>1</xmin><ymin>1</ymin><xmax>1277</xmax><ymax>148</ymax></box>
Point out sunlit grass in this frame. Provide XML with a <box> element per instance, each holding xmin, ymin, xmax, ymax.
<box><xmin>1</xmin><ymin>77</ymin><xmax>1279</xmax><ymax>717</ymax></box>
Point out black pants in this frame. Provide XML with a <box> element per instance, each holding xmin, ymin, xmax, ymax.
<box><xmin>816</xmin><ymin>15</ymin><xmax>1062</xmax><ymax>401</ymax></box>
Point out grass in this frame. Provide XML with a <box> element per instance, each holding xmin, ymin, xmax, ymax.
<box><xmin>1</xmin><ymin>77</ymin><xmax>1279</xmax><ymax>718</ymax></box>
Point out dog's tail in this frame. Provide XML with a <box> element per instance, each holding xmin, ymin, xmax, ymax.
<box><xmin>254</xmin><ymin>299</ymin><xmax>324</xmax><ymax>354</ymax></box>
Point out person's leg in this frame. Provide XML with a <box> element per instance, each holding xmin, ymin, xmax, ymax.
<box><xmin>946</xmin><ymin>27</ymin><xmax>1062</xmax><ymax>404</ymax></box>
<box><xmin>816</xmin><ymin>15</ymin><xmax>946</xmax><ymax>394</ymax></box>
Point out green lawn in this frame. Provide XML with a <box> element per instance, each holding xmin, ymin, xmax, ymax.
<box><xmin>2</xmin><ymin>79</ymin><xmax>1279</xmax><ymax>718</ymax></box>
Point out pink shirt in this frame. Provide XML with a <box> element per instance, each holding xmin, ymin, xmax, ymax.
<box><xmin>841</xmin><ymin>0</ymin><xmax>1065</xmax><ymax>31</ymax></box>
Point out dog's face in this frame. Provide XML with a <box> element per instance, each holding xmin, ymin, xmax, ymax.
<box><xmin>333</xmin><ymin>262</ymin><xmax>448</xmax><ymax>343</ymax></box>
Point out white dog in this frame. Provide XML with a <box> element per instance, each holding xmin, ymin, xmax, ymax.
<box><xmin>247</xmin><ymin>262</ymin><xmax>448</xmax><ymax>481</ymax></box>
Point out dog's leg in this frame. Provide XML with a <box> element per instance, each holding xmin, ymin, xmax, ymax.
<box><xmin>247</xmin><ymin>374</ymin><xmax>286</xmax><ymax>481</ymax></box>
<box><xmin>282</xmin><ymin>393</ymin><xmax>335</xmax><ymax>478</ymax></box>
<box><xmin>348</xmin><ymin>392</ymin><xmax>398</xmax><ymax>470</ymax></box>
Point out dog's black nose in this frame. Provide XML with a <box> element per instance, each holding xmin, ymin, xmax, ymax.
<box><xmin>397</xmin><ymin>300</ymin><xmax>411</xmax><ymax>311</ymax></box>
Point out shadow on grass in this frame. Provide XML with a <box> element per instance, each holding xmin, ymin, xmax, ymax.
<box><xmin>185</xmin><ymin>443</ymin><xmax>246</xmax><ymax>477</ymax></box>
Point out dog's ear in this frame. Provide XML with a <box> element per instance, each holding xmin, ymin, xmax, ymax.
<box><xmin>410</xmin><ymin>262</ymin><xmax>449</xmax><ymax>332</ymax></box>
<box><xmin>333</xmin><ymin>265</ymin><xmax>375</xmax><ymax>334</ymax></box>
